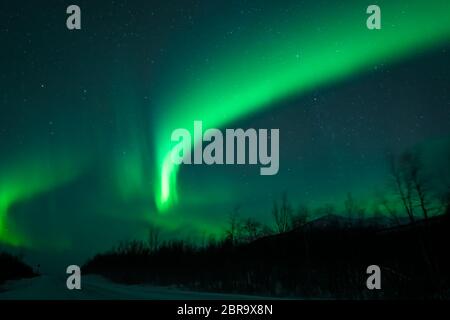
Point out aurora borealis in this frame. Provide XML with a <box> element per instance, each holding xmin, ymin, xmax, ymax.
<box><xmin>153</xmin><ymin>0</ymin><xmax>450</xmax><ymax>211</ymax></box>
<box><xmin>0</xmin><ymin>150</ymin><xmax>87</xmax><ymax>246</ymax></box>
<box><xmin>1</xmin><ymin>0</ymin><xmax>449</xmax><ymax>270</ymax></box>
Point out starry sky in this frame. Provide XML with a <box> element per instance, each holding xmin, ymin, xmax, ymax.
<box><xmin>0</xmin><ymin>0</ymin><xmax>449</xmax><ymax>271</ymax></box>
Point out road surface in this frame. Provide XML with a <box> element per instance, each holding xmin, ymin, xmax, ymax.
<box><xmin>0</xmin><ymin>275</ymin><xmax>269</xmax><ymax>300</ymax></box>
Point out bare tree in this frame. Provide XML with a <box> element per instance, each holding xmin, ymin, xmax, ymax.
<box><xmin>387</xmin><ymin>149</ymin><xmax>438</xmax><ymax>223</ymax></box>
<box><xmin>401</xmin><ymin>151</ymin><xmax>431</xmax><ymax>220</ymax></box>
<box><xmin>226</xmin><ymin>206</ymin><xmax>242</xmax><ymax>244</ymax></box>
<box><xmin>375</xmin><ymin>191</ymin><xmax>400</xmax><ymax>225</ymax></box>
<box><xmin>388</xmin><ymin>152</ymin><xmax>415</xmax><ymax>223</ymax></box>
<box><xmin>272</xmin><ymin>193</ymin><xmax>293</xmax><ymax>233</ymax></box>
<box><xmin>148</xmin><ymin>225</ymin><xmax>161</xmax><ymax>252</ymax></box>
<box><xmin>242</xmin><ymin>218</ymin><xmax>263</xmax><ymax>242</ymax></box>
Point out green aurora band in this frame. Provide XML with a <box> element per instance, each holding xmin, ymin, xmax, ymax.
<box><xmin>0</xmin><ymin>152</ymin><xmax>85</xmax><ymax>246</ymax></box>
<box><xmin>154</xmin><ymin>0</ymin><xmax>450</xmax><ymax>212</ymax></box>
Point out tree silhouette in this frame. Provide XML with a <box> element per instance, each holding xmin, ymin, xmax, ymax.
<box><xmin>226</xmin><ymin>206</ymin><xmax>242</xmax><ymax>244</ymax></box>
<box><xmin>242</xmin><ymin>218</ymin><xmax>264</xmax><ymax>242</ymax></box>
<box><xmin>148</xmin><ymin>225</ymin><xmax>161</xmax><ymax>253</ymax></box>
<box><xmin>375</xmin><ymin>190</ymin><xmax>400</xmax><ymax>225</ymax></box>
<box><xmin>388</xmin><ymin>152</ymin><xmax>415</xmax><ymax>223</ymax></box>
<box><xmin>401</xmin><ymin>151</ymin><xmax>431</xmax><ymax>220</ymax></box>
<box><xmin>272</xmin><ymin>193</ymin><xmax>293</xmax><ymax>233</ymax></box>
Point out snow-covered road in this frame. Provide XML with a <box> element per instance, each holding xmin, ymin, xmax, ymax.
<box><xmin>0</xmin><ymin>275</ymin><xmax>269</xmax><ymax>300</ymax></box>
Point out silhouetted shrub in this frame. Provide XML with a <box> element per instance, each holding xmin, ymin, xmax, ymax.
<box><xmin>0</xmin><ymin>252</ymin><xmax>37</xmax><ymax>285</ymax></box>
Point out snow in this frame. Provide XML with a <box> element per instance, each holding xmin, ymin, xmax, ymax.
<box><xmin>0</xmin><ymin>275</ymin><xmax>271</xmax><ymax>300</ymax></box>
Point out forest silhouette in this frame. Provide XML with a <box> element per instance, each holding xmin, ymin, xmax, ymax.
<box><xmin>83</xmin><ymin>148</ymin><xmax>450</xmax><ymax>298</ymax></box>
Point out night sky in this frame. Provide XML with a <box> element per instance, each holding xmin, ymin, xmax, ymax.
<box><xmin>1</xmin><ymin>0</ymin><xmax>449</xmax><ymax>271</ymax></box>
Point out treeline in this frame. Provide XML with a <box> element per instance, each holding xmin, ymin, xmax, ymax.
<box><xmin>82</xmin><ymin>148</ymin><xmax>450</xmax><ymax>298</ymax></box>
<box><xmin>224</xmin><ymin>147</ymin><xmax>450</xmax><ymax>241</ymax></box>
<box><xmin>0</xmin><ymin>251</ymin><xmax>37</xmax><ymax>285</ymax></box>
<box><xmin>82</xmin><ymin>212</ymin><xmax>450</xmax><ymax>298</ymax></box>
